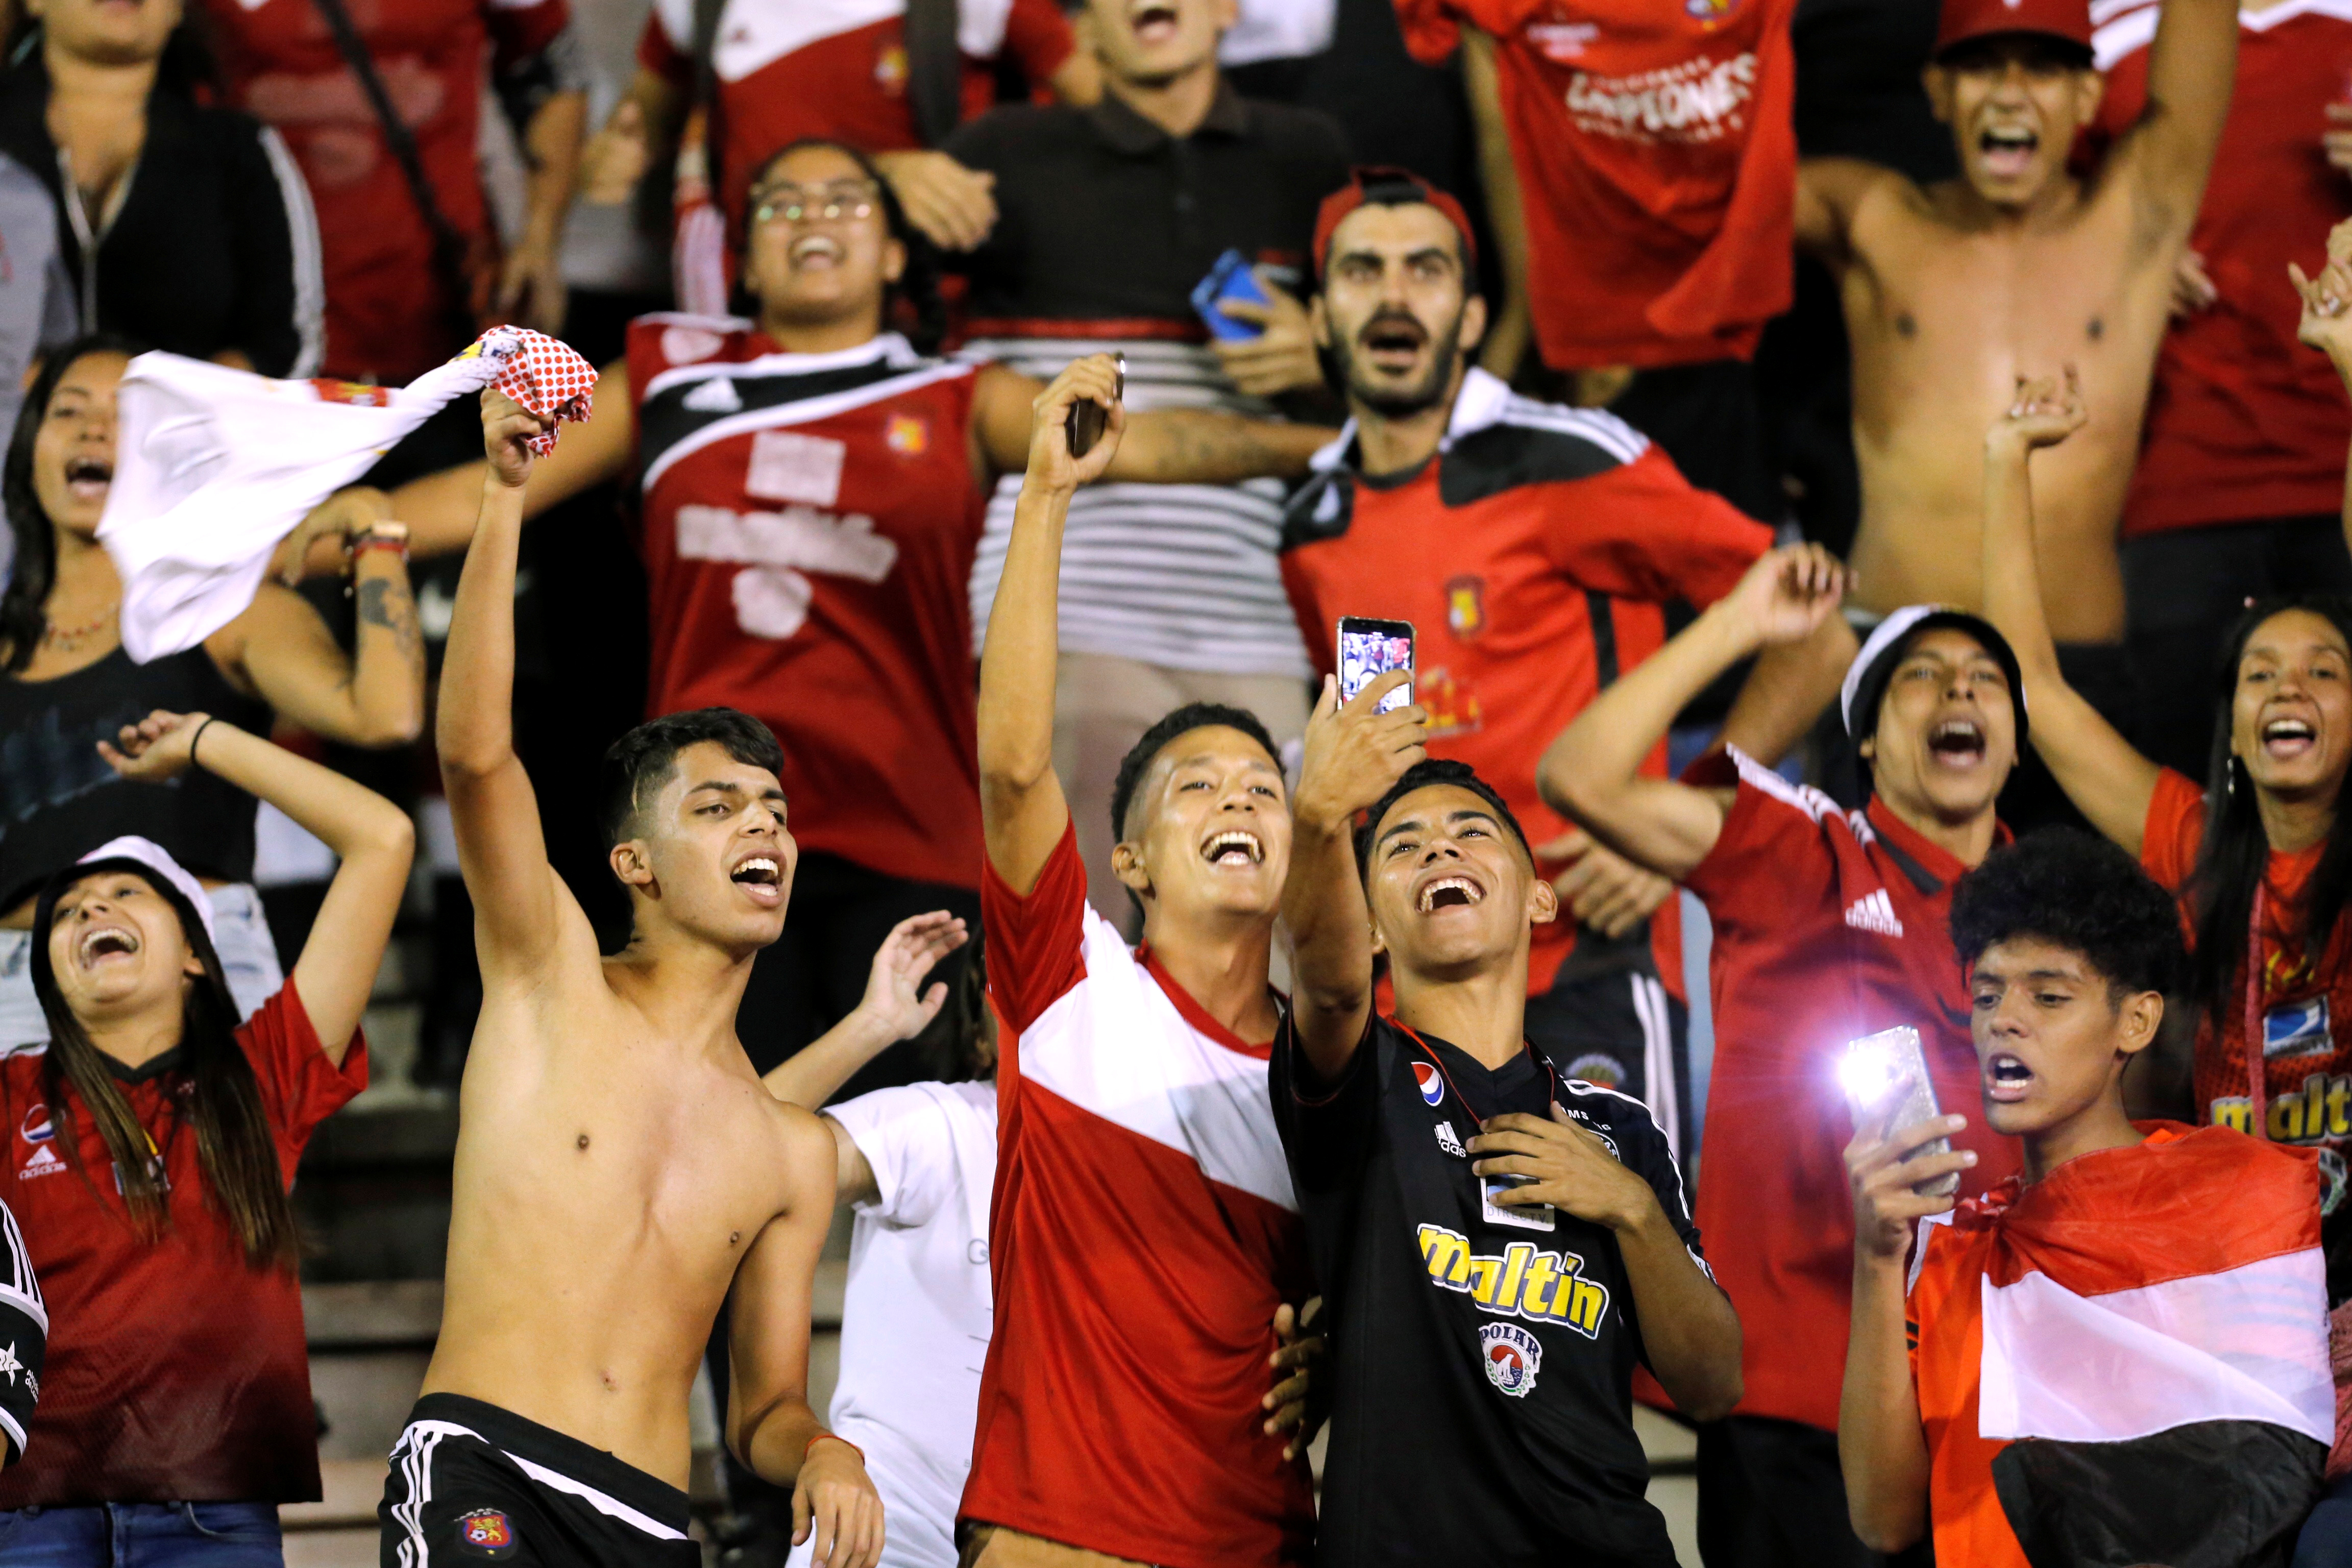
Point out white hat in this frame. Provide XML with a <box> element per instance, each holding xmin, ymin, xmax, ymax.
<box><xmin>72</xmin><ymin>836</ymin><xmax>217</xmax><ymax>948</ymax></box>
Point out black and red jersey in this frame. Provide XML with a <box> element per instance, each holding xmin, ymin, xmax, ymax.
<box><xmin>625</xmin><ymin>316</ymin><xmax>987</xmax><ymax>891</ymax></box>
<box><xmin>1278</xmin><ymin>368</ymin><xmax>1771</xmax><ymax>998</ymax></box>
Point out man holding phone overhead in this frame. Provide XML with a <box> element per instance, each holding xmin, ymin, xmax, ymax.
<box><xmin>1278</xmin><ymin>167</ymin><xmax>1852</xmax><ymax>1158</ymax></box>
<box><xmin>1540</xmin><ymin>552</ymin><xmax>2026</xmax><ymax>1567</ymax></box>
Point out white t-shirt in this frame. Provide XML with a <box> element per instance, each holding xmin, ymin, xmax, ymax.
<box><xmin>792</xmin><ymin>1080</ymin><xmax>998</xmax><ymax>1568</ymax></box>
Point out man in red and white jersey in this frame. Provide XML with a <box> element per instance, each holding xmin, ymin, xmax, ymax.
<box><xmin>2091</xmin><ymin>0</ymin><xmax>2352</xmax><ymax>776</ymax></box>
<box><xmin>1545</xmin><ymin>556</ymin><xmax>2027</xmax><ymax>1568</ymax></box>
<box><xmin>969</xmin><ymin>356</ymin><xmax>1313</xmax><ymax>1566</ymax></box>
<box><xmin>1395</xmin><ymin>0</ymin><xmax>1799</xmax><ymax>514</ymax></box>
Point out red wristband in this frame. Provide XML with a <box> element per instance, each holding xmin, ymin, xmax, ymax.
<box><xmin>353</xmin><ymin>535</ymin><xmax>408</xmax><ymax>560</ymax></box>
<box><xmin>805</xmin><ymin>1432</ymin><xmax>864</xmax><ymax>1468</ymax></box>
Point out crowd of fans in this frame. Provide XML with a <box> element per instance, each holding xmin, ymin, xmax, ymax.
<box><xmin>0</xmin><ymin>0</ymin><xmax>2349</xmax><ymax>1561</ymax></box>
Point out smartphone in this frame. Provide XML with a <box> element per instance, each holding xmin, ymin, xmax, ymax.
<box><xmin>1839</xmin><ymin>1026</ymin><xmax>1959</xmax><ymax>1198</ymax></box>
<box><xmin>1191</xmin><ymin>250</ymin><xmax>1271</xmax><ymax>342</ymax></box>
<box><xmin>1067</xmin><ymin>353</ymin><xmax>1125</xmax><ymax>460</ymax></box>
<box><xmin>1336</xmin><ymin>617</ymin><xmax>1415</xmax><ymax>714</ymax></box>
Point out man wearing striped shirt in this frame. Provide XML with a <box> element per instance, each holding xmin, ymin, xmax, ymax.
<box><xmin>947</xmin><ymin>0</ymin><xmax>1350</xmax><ymax>927</ymax></box>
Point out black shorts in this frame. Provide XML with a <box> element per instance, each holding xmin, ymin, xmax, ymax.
<box><xmin>379</xmin><ymin>1393</ymin><xmax>699</xmax><ymax>1567</ymax></box>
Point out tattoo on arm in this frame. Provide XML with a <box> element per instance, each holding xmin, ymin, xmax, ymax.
<box><xmin>356</xmin><ymin>576</ymin><xmax>425</xmax><ymax>664</ymax></box>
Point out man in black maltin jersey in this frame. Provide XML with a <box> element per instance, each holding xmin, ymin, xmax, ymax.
<box><xmin>1273</xmin><ymin>668</ymin><xmax>1742</xmax><ymax>1565</ymax></box>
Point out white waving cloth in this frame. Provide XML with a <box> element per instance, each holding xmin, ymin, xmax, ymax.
<box><xmin>97</xmin><ymin>327</ymin><xmax>583</xmax><ymax>663</ymax></box>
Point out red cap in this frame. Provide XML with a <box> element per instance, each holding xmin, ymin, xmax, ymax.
<box><xmin>1312</xmin><ymin>167</ymin><xmax>1478</xmax><ymax>277</ymax></box>
<box><xmin>1933</xmin><ymin>0</ymin><xmax>2093</xmax><ymax>57</ymax></box>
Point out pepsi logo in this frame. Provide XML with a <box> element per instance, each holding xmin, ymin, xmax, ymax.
<box><xmin>19</xmin><ymin>1105</ymin><xmax>51</xmax><ymax>1145</ymax></box>
<box><xmin>1412</xmin><ymin>1062</ymin><xmax>1444</xmax><ymax>1107</ymax></box>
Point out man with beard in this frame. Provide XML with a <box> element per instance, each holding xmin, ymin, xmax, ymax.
<box><xmin>1278</xmin><ymin>168</ymin><xmax>1852</xmax><ymax>1158</ymax></box>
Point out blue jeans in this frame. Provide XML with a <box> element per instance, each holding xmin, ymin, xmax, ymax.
<box><xmin>0</xmin><ymin>1501</ymin><xmax>283</xmax><ymax>1565</ymax></box>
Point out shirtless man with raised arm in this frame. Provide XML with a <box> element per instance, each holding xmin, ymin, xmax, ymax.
<box><xmin>377</xmin><ymin>391</ymin><xmax>883</xmax><ymax>1568</ymax></box>
<box><xmin>1799</xmin><ymin>0</ymin><xmax>2236</xmax><ymax>674</ymax></box>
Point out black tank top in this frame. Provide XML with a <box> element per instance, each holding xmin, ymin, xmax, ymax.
<box><xmin>0</xmin><ymin>646</ymin><xmax>272</xmax><ymax>910</ymax></box>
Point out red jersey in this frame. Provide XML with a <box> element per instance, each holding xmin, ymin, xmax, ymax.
<box><xmin>626</xmin><ymin>316</ymin><xmax>986</xmax><ymax>890</ymax></box>
<box><xmin>1394</xmin><ymin>0</ymin><xmax>1797</xmax><ymax>370</ymax></box>
<box><xmin>0</xmin><ymin>985</ymin><xmax>366</xmax><ymax>1505</ymax></box>
<box><xmin>640</xmin><ymin>0</ymin><xmax>1075</xmax><ymax>232</ymax></box>
<box><xmin>1680</xmin><ymin>751</ymin><xmax>2019</xmax><ymax>1432</ymax></box>
<box><xmin>2142</xmin><ymin>769</ymin><xmax>2352</xmax><ymax>1180</ymax></box>
<box><xmin>971</xmin><ymin>825</ymin><xmax>1313</xmax><ymax>1566</ymax></box>
<box><xmin>205</xmin><ymin>0</ymin><xmax>572</xmax><ymax>383</ymax></box>
<box><xmin>2094</xmin><ymin>0</ymin><xmax>2352</xmax><ymax>535</ymax></box>
<box><xmin>1279</xmin><ymin>368</ymin><xmax>1772</xmax><ymax>998</ymax></box>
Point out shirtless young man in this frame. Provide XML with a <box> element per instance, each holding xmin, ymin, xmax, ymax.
<box><xmin>377</xmin><ymin>393</ymin><xmax>883</xmax><ymax>1568</ymax></box>
<box><xmin>1798</xmin><ymin>0</ymin><xmax>2236</xmax><ymax>689</ymax></box>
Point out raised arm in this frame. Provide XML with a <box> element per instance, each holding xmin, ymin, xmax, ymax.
<box><xmin>762</xmin><ymin>912</ymin><xmax>968</xmax><ymax>1108</ymax></box>
<box><xmin>977</xmin><ymin>357</ymin><xmax>1122</xmax><ymax>893</ymax></box>
<box><xmin>99</xmin><ymin>709</ymin><xmax>413</xmax><ymax>1062</ymax></box>
<box><xmin>2291</xmin><ymin>222</ymin><xmax>2352</xmax><ymax>560</ymax></box>
<box><xmin>1794</xmin><ymin>158</ymin><xmax>1897</xmax><ymax>266</ymax></box>
<box><xmin>1284</xmin><ymin>672</ymin><xmax>1428</xmax><ymax>1082</ymax></box>
<box><xmin>385</xmin><ymin>360</ymin><xmax>633</xmax><ymax>560</ymax></box>
<box><xmin>1541</xmin><ymin>545</ymin><xmax>1845</xmax><ymax>879</ymax></box>
<box><xmin>1979</xmin><ymin>372</ymin><xmax>2161</xmax><ymax>851</ymax></box>
<box><xmin>969</xmin><ymin>362</ymin><xmax>1331</xmax><ymax>487</ymax></box>
<box><xmin>1461</xmin><ymin>27</ymin><xmax>1533</xmax><ymax>381</ymax></box>
<box><xmin>727</xmin><ymin>1109</ymin><xmax>884</xmax><ymax>1568</ymax></box>
<box><xmin>437</xmin><ymin>395</ymin><xmax>575</xmax><ymax>974</ymax></box>
<box><xmin>2110</xmin><ymin>0</ymin><xmax>2237</xmax><ymax>232</ymax></box>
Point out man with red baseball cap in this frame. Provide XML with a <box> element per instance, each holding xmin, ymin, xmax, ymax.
<box><xmin>1280</xmin><ymin>168</ymin><xmax>1852</xmax><ymax>1185</ymax></box>
<box><xmin>1795</xmin><ymin>0</ymin><xmax>2238</xmax><ymax>829</ymax></box>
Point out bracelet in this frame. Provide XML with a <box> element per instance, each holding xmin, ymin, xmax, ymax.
<box><xmin>805</xmin><ymin>1432</ymin><xmax>864</xmax><ymax>1468</ymax></box>
<box><xmin>351</xmin><ymin>521</ymin><xmax>410</xmax><ymax>559</ymax></box>
<box><xmin>189</xmin><ymin>716</ymin><xmax>218</xmax><ymax>771</ymax></box>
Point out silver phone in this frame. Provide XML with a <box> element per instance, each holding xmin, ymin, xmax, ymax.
<box><xmin>1839</xmin><ymin>1025</ymin><xmax>1958</xmax><ymax>1198</ymax></box>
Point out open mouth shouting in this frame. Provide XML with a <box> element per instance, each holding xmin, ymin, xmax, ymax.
<box><xmin>1128</xmin><ymin>0</ymin><xmax>1180</xmax><ymax>46</ymax></box>
<box><xmin>1926</xmin><ymin>717</ymin><xmax>1988</xmax><ymax>769</ymax></box>
<box><xmin>1978</xmin><ymin>124</ymin><xmax>2039</xmax><ymax>180</ymax></box>
<box><xmin>1358</xmin><ymin>312</ymin><xmax>1429</xmax><ymax>375</ymax></box>
<box><xmin>1984</xmin><ymin>1051</ymin><xmax>2034</xmax><ymax>1104</ymax></box>
<box><xmin>2262</xmin><ymin>715</ymin><xmax>2318</xmax><ymax>762</ymax></box>
<box><xmin>1202</xmin><ymin>828</ymin><xmax>1264</xmax><ymax>868</ymax></box>
<box><xmin>76</xmin><ymin>924</ymin><xmax>140</xmax><ymax>969</ymax></box>
<box><xmin>64</xmin><ymin>456</ymin><xmax>112</xmax><ymax>504</ymax></box>
<box><xmin>788</xmin><ymin>234</ymin><xmax>844</xmax><ymax>270</ymax></box>
<box><xmin>730</xmin><ymin>853</ymin><xmax>783</xmax><ymax>906</ymax></box>
<box><xmin>1415</xmin><ymin>873</ymin><xmax>1485</xmax><ymax>914</ymax></box>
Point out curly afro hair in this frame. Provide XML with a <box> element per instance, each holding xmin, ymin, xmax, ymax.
<box><xmin>1948</xmin><ymin>827</ymin><xmax>2185</xmax><ymax>999</ymax></box>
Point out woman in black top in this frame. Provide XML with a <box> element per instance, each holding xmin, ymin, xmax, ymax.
<box><xmin>0</xmin><ymin>336</ymin><xmax>424</xmax><ymax>1045</ymax></box>
<box><xmin>0</xmin><ymin>0</ymin><xmax>320</xmax><ymax>374</ymax></box>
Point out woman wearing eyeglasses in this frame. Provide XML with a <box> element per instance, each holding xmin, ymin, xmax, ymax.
<box><xmin>375</xmin><ymin>137</ymin><xmax>1328</xmax><ymax>1088</ymax></box>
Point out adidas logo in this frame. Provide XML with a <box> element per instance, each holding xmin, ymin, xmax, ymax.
<box><xmin>20</xmin><ymin>1144</ymin><xmax>63</xmax><ymax>1179</ymax></box>
<box><xmin>682</xmin><ymin>377</ymin><xmax>743</xmax><ymax>414</ymax></box>
<box><xmin>1844</xmin><ymin>890</ymin><xmax>1904</xmax><ymax>938</ymax></box>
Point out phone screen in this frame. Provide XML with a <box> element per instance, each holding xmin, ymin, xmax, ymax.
<box><xmin>1337</xmin><ymin>618</ymin><xmax>1414</xmax><ymax>714</ymax></box>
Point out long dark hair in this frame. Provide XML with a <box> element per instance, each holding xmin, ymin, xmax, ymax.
<box><xmin>29</xmin><ymin>866</ymin><xmax>300</xmax><ymax>1270</ymax></box>
<box><xmin>2185</xmin><ymin>595</ymin><xmax>2352</xmax><ymax>1030</ymax></box>
<box><xmin>737</xmin><ymin>139</ymin><xmax>947</xmax><ymax>355</ymax></box>
<box><xmin>1</xmin><ymin>333</ymin><xmax>147</xmax><ymax>673</ymax></box>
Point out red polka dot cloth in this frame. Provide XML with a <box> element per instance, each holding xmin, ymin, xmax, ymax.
<box><xmin>471</xmin><ymin>326</ymin><xmax>597</xmax><ymax>455</ymax></box>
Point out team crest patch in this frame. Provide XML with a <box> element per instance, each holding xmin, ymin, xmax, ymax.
<box><xmin>456</xmin><ymin>1508</ymin><xmax>516</xmax><ymax>1558</ymax></box>
<box><xmin>1413</xmin><ymin>1062</ymin><xmax>1445</xmax><ymax>1107</ymax></box>
<box><xmin>1445</xmin><ymin>575</ymin><xmax>1486</xmax><ymax>639</ymax></box>
<box><xmin>887</xmin><ymin>413</ymin><xmax>930</xmax><ymax>455</ymax></box>
<box><xmin>1563</xmin><ymin>1052</ymin><xmax>1625</xmax><ymax>1090</ymax></box>
<box><xmin>1480</xmin><ymin>1321</ymin><xmax>1542</xmax><ymax>1398</ymax></box>
<box><xmin>1685</xmin><ymin>0</ymin><xmax>1741</xmax><ymax>19</ymax></box>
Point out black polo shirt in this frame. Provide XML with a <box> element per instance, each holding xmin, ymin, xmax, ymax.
<box><xmin>943</xmin><ymin>81</ymin><xmax>1349</xmax><ymax>328</ymax></box>
<box><xmin>1271</xmin><ymin>1011</ymin><xmax>1704</xmax><ymax>1567</ymax></box>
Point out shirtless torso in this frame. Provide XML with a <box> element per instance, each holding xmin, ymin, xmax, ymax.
<box><xmin>398</xmin><ymin>390</ymin><xmax>881</xmax><ymax>1568</ymax></box>
<box><xmin>1799</xmin><ymin>2</ymin><xmax>2237</xmax><ymax>645</ymax></box>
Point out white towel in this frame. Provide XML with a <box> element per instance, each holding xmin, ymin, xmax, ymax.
<box><xmin>100</xmin><ymin>329</ymin><xmax>532</xmax><ymax>663</ymax></box>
